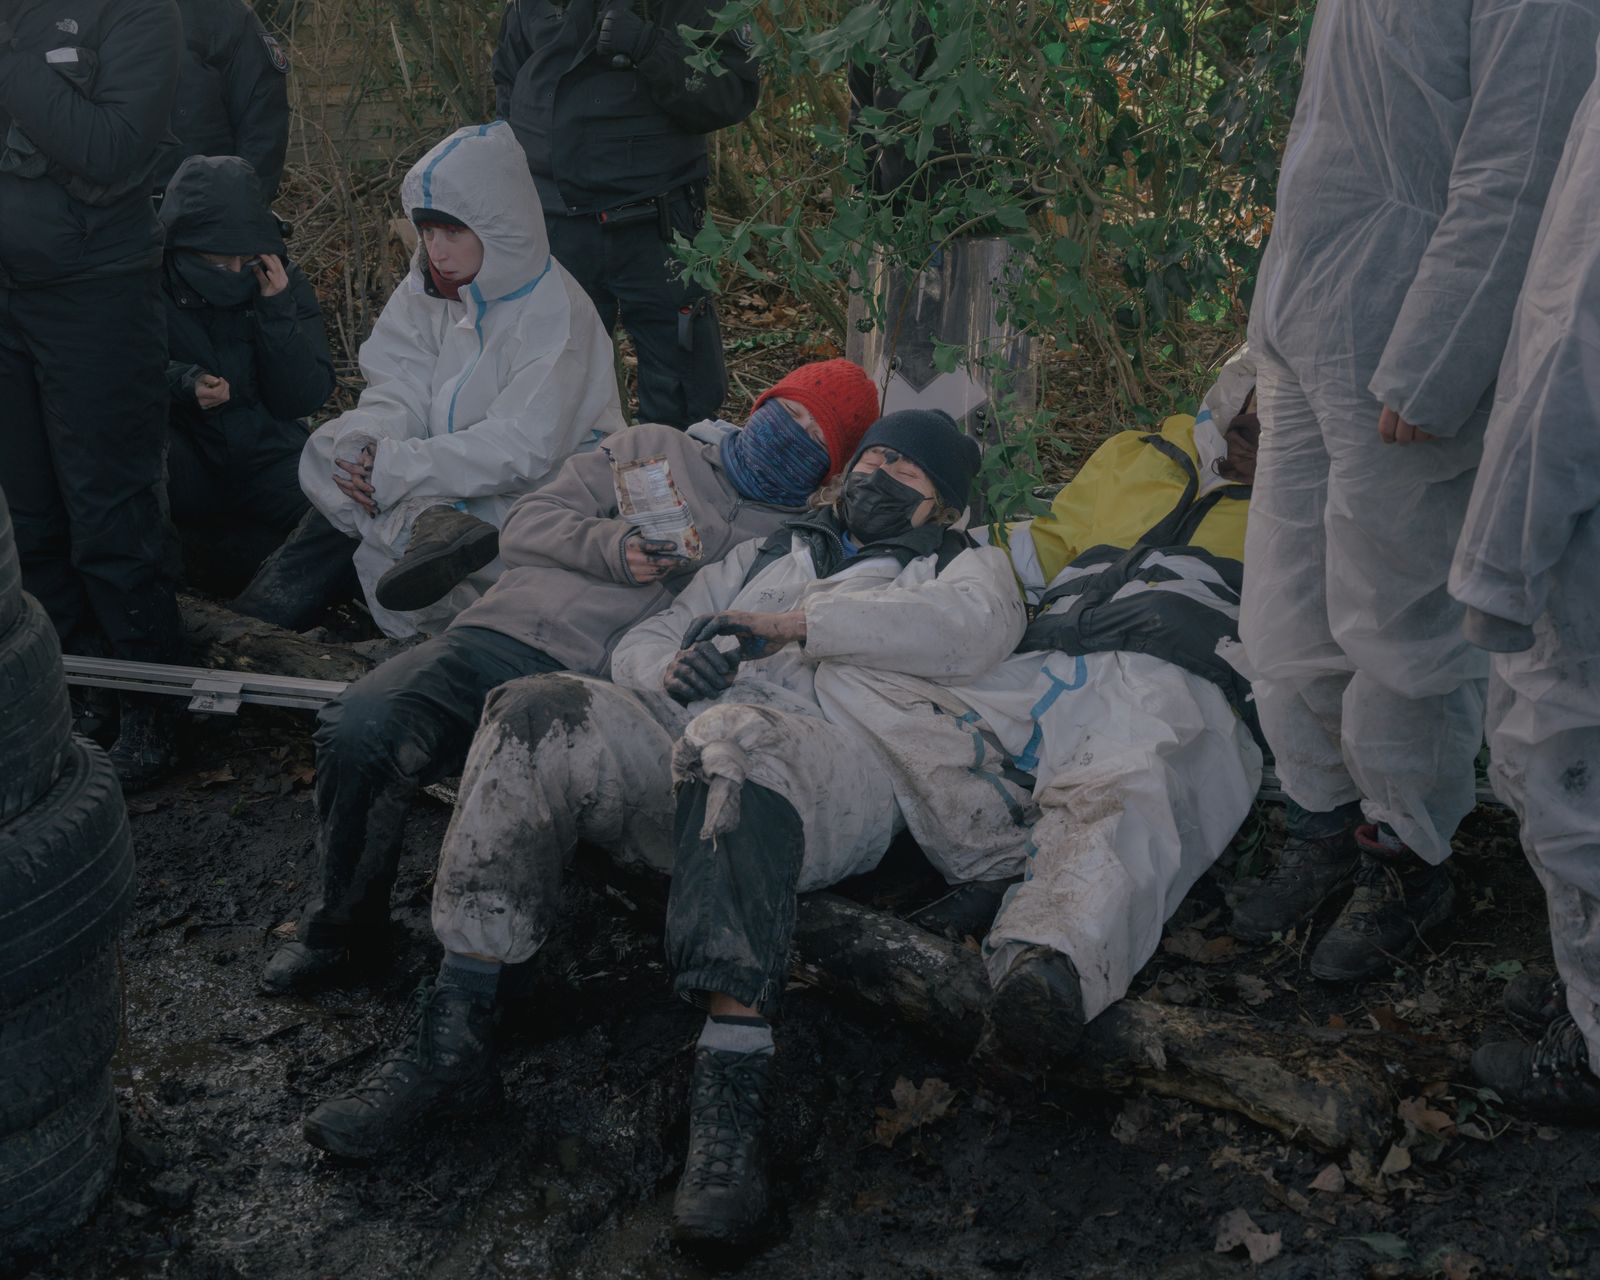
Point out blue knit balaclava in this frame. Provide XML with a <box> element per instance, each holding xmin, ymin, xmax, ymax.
<box><xmin>720</xmin><ymin>400</ymin><xmax>831</xmax><ymax>506</ymax></box>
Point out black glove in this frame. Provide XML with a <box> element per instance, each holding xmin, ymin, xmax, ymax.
<box><xmin>596</xmin><ymin>1</ymin><xmax>653</xmax><ymax>67</ymax></box>
<box><xmin>664</xmin><ymin>641</ymin><xmax>739</xmax><ymax>705</ymax></box>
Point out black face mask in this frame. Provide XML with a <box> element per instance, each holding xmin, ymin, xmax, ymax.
<box><xmin>839</xmin><ymin>468</ymin><xmax>929</xmax><ymax>543</ymax></box>
<box><xmin>175</xmin><ymin>254</ymin><xmax>258</xmax><ymax>309</ymax></box>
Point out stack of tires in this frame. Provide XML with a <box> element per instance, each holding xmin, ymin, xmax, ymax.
<box><xmin>0</xmin><ymin>491</ymin><xmax>136</xmax><ymax>1267</ymax></box>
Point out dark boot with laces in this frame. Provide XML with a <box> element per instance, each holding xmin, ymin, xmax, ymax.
<box><xmin>1474</xmin><ymin>1014</ymin><xmax>1600</xmax><ymax>1122</ymax></box>
<box><xmin>108</xmin><ymin>694</ymin><xmax>181</xmax><ymax>792</ymax></box>
<box><xmin>672</xmin><ymin>1046</ymin><xmax>774</xmax><ymax>1249</ymax></box>
<box><xmin>1504</xmin><ymin>973</ymin><xmax>1567</xmax><ymax>1035</ymax></box>
<box><xmin>1308</xmin><ymin>826</ymin><xmax>1454</xmax><ymax>982</ymax></box>
<box><xmin>988</xmin><ymin>945</ymin><xmax>1087</xmax><ymax>1060</ymax></box>
<box><xmin>374</xmin><ymin>506</ymin><xmax>499</xmax><ymax>613</ymax></box>
<box><xmin>303</xmin><ymin>978</ymin><xmax>501</xmax><ymax>1160</ymax></box>
<box><xmin>1228</xmin><ymin>800</ymin><xmax>1363</xmax><ymax>943</ymax></box>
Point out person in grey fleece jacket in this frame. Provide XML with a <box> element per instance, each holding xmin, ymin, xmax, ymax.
<box><xmin>259</xmin><ymin>358</ymin><xmax>880</xmax><ymax>996</ymax></box>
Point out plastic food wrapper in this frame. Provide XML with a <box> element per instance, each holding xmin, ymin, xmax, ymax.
<box><xmin>610</xmin><ymin>452</ymin><xmax>703</xmax><ymax>561</ymax></box>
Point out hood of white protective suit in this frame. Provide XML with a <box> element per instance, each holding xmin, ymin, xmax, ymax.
<box><xmin>400</xmin><ymin>122</ymin><xmax>550</xmax><ymax>305</ymax></box>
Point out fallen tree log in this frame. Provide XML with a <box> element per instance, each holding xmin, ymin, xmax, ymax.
<box><xmin>179</xmin><ymin>595</ymin><xmax>390</xmax><ymax>686</ymax></box>
<box><xmin>790</xmin><ymin>893</ymin><xmax>1463</xmax><ymax>1158</ymax></box>
<box><xmin>583</xmin><ymin>856</ymin><xmax>1460</xmax><ymax>1160</ymax></box>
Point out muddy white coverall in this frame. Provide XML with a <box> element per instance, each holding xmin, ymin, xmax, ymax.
<box><xmin>429</xmin><ymin>519</ymin><xmax>1025</xmax><ymax>965</ymax></box>
<box><xmin>1450</xmin><ymin>51</ymin><xmax>1600</xmax><ymax>1073</ymax></box>
<box><xmin>825</xmin><ymin>543</ymin><xmax>1262</xmax><ymax>1023</ymax></box>
<box><xmin>300</xmin><ymin>122</ymin><xmax>624</xmax><ymax>637</ymax></box>
<box><xmin>1241</xmin><ymin>0</ymin><xmax>1600</xmax><ymax>861</ymax></box>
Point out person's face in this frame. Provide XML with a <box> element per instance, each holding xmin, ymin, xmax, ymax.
<box><xmin>422</xmin><ymin>224</ymin><xmax>484</xmax><ymax>282</ymax></box>
<box><xmin>774</xmin><ymin>397</ymin><xmax>826</xmax><ymax>449</ymax></box>
<box><xmin>198</xmin><ymin>251</ymin><xmax>255</xmax><ymax>272</ymax></box>
<box><xmin>851</xmin><ymin>445</ymin><xmax>938</xmax><ymax>526</ymax></box>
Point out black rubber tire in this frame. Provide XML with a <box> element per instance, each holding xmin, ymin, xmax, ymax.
<box><xmin>0</xmin><ymin>738</ymin><xmax>135</xmax><ymax>1009</ymax></box>
<box><xmin>0</xmin><ymin>1070</ymin><xmax>119</xmax><ymax>1268</ymax></box>
<box><xmin>0</xmin><ymin>492</ymin><xmax>21</xmax><ymax>639</ymax></box>
<box><xmin>0</xmin><ymin>594</ymin><xmax>74</xmax><ymax>824</ymax></box>
<box><xmin>0</xmin><ymin>942</ymin><xmax>121</xmax><ymax>1134</ymax></box>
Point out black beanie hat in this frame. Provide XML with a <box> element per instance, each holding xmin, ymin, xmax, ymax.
<box><xmin>848</xmin><ymin>409</ymin><xmax>982</xmax><ymax>509</ymax></box>
<box><xmin>410</xmin><ymin>206</ymin><xmax>471</xmax><ymax>230</ymax></box>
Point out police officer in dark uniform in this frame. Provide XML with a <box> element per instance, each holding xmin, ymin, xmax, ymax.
<box><xmin>493</xmin><ymin>0</ymin><xmax>759</xmax><ymax>429</ymax></box>
<box><xmin>0</xmin><ymin>0</ymin><xmax>186</xmax><ymax>786</ymax></box>
<box><xmin>156</xmin><ymin>0</ymin><xmax>291</xmax><ymax>200</ymax></box>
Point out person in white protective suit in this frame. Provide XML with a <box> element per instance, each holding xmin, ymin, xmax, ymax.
<box><xmin>1446</xmin><ymin>51</ymin><xmax>1600</xmax><ymax>1121</ymax></box>
<box><xmin>298</xmin><ymin>122</ymin><xmax>625</xmax><ymax>638</ymax></box>
<box><xmin>1231</xmin><ymin>0</ymin><xmax>1600</xmax><ymax>982</ymax></box>
<box><xmin>294</xmin><ymin>411</ymin><xmax>1016</xmax><ymax>1237</ymax></box>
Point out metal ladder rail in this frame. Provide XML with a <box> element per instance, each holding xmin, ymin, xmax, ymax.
<box><xmin>62</xmin><ymin>655</ymin><xmax>348</xmax><ymax>715</ymax></box>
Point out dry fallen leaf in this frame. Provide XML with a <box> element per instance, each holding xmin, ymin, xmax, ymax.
<box><xmin>1232</xmin><ymin>974</ymin><xmax>1272</xmax><ymax>1006</ymax></box>
<box><xmin>871</xmin><ymin>1077</ymin><xmax>957</xmax><ymax>1149</ymax></box>
<box><xmin>1435</xmin><ymin>1248</ymin><xmax>1486</xmax><ymax>1280</ymax></box>
<box><xmin>1214</xmin><ymin>1208</ymin><xmax>1283</xmax><ymax>1265</ymax></box>
<box><xmin>1309</xmin><ymin>1163</ymin><xmax>1346</xmax><ymax>1194</ymax></box>
<box><xmin>1379</xmin><ymin>1143</ymin><xmax>1413</xmax><ymax>1177</ymax></box>
<box><xmin>1162</xmin><ymin>928</ymin><xmax>1238</xmax><ymax>965</ymax></box>
<box><xmin>1398</xmin><ymin>1095</ymin><xmax>1456</xmax><ymax>1139</ymax></box>
<box><xmin>270</xmin><ymin>920</ymin><xmax>297</xmax><ymax>938</ymax></box>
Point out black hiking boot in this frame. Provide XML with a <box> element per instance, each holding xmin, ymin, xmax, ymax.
<box><xmin>1227</xmin><ymin>800</ymin><xmax>1362</xmax><ymax>943</ymax></box>
<box><xmin>672</xmin><ymin>1046</ymin><xmax>774</xmax><ymax>1251</ymax></box>
<box><xmin>1308</xmin><ymin>827</ymin><xmax>1455</xmax><ymax>982</ymax></box>
<box><xmin>373</xmin><ymin>506</ymin><xmax>499</xmax><ymax>613</ymax></box>
<box><xmin>259</xmin><ymin>939</ymin><xmax>357</xmax><ymax>996</ymax></box>
<box><xmin>234</xmin><ymin>508</ymin><xmax>358</xmax><ymax>632</ymax></box>
<box><xmin>108</xmin><ymin>696</ymin><xmax>180</xmax><ymax>792</ymax></box>
<box><xmin>1473</xmin><ymin>1014</ymin><xmax>1600</xmax><ymax>1122</ymax></box>
<box><xmin>71</xmin><ymin>686</ymin><xmax>119</xmax><ymax>747</ymax></box>
<box><xmin>1504</xmin><ymin>973</ymin><xmax>1568</xmax><ymax>1035</ymax></box>
<box><xmin>988</xmin><ymin>945</ymin><xmax>1087</xmax><ymax>1059</ymax></box>
<box><xmin>303</xmin><ymin>978</ymin><xmax>501</xmax><ymax>1160</ymax></box>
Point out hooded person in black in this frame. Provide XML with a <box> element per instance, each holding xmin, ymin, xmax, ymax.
<box><xmin>158</xmin><ymin>154</ymin><xmax>338</xmax><ymax>593</ymax></box>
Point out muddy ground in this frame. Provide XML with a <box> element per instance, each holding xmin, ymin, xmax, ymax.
<box><xmin>12</xmin><ymin>707</ymin><xmax>1599</xmax><ymax>1280</ymax></box>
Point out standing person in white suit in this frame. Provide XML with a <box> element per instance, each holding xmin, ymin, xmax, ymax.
<box><xmin>299</xmin><ymin>122</ymin><xmax>624</xmax><ymax>638</ymax></box>
<box><xmin>1230</xmin><ymin>0</ymin><xmax>1600</xmax><ymax>981</ymax></box>
<box><xmin>1450</xmin><ymin>49</ymin><xmax>1600</xmax><ymax>1119</ymax></box>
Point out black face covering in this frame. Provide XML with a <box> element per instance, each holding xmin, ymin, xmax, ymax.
<box><xmin>839</xmin><ymin>468</ymin><xmax>928</xmax><ymax>543</ymax></box>
<box><xmin>175</xmin><ymin>254</ymin><xmax>259</xmax><ymax>309</ymax></box>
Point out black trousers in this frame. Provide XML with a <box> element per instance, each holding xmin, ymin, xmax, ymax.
<box><xmin>666</xmin><ymin>780</ymin><xmax>807</xmax><ymax>1016</ymax></box>
<box><xmin>545</xmin><ymin>193</ymin><xmax>726</xmax><ymax>429</ymax></box>
<box><xmin>0</xmin><ymin>272</ymin><xmax>182</xmax><ymax>661</ymax></box>
<box><xmin>232</xmin><ymin>506</ymin><xmax>358</xmax><ymax>632</ymax></box>
<box><xmin>302</xmin><ymin>625</ymin><xmax>562</xmax><ymax>948</ymax></box>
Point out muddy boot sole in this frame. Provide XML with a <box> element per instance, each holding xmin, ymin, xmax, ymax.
<box><xmin>302</xmin><ymin>1071</ymin><xmax>504</xmax><ymax>1162</ymax></box>
<box><xmin>987</xmin><ymin>946</ymin><xmax>1087</xmax><ymax>1061</ymax></box>
<box><xmin>373</xmin><ymin>521</ymin><xmax>499</xmax><ymax>613</ymax></box>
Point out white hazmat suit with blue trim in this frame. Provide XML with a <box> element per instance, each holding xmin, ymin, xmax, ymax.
<box><xmin>1241</xmin><ymin>0</ymin><xmax>1600</xmax><ymax>861</ymax></box>
<box><xmin>300</xmin><ymin>123</ymin><xmax>624</xmax><ymax>637</ymax></box>
<box><xmin>1450</xmin><ymin>48</ymin><xmax>1600</xmax><ymax>1073</ymax></box>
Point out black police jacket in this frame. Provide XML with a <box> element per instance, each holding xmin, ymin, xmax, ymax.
<box><xmin>0</xmin><ymin>0</ymin><xmax>180</xmax><ymax>287</ymax></box>
<box><xmin>154</xmin><ymin>0</ymin><xmax>290</xmax><ymax>200</ymax></box>
<box><xmin>159</xmin><ymin>154</ymin><xmax>334</xmax><ymax>473</ymax></box>
<box><xmin>492</xmin><ymin>0</ymin><xmax>759</xmax><ymax>215</ymax></box>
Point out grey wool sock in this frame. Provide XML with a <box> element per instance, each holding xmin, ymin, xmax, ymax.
<box><xmin>698</xmin><ymin>1013</ymin><xmax>774</xmax><ymax>1056</ymax></box>
<box><xmin>438</xmin><ymin>951</ymin><xmax>502</xmax><ymax>1000</ymax></box>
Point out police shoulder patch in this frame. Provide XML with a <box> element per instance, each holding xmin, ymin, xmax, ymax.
<box><xmin>262</xmin><ymin>33</ymin><xmax>289</xmax><ymax>73</ymax></box>
<box><xmin>734</xmin><ymin>22</ymin><xmax>754</xmax><ymax>50</ymax></box>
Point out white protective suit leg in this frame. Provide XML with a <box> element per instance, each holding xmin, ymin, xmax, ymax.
<box><xmin>673</xmin><ymin>686</ymin><xmax>902</xmax><ymax>892</ymax></box>
<box><xmin>1485</xmin><ymin>523</ymin><xmax>1600</xmax><ymax>1075</ymax></box>
<box><xmin>431</xmin><ymin>673</ymin><xmax>687</xmax><ymax>963</ymax></box>
<box><xmin>1243</xmin><ymin>356</ymin><xmax>1487</xmax><ymax>863</ymax></box>
<box><xmin>979</xmin><ymin>653</ymin><xmax>1261</xmax><ymax>1022</ymax></box>
<box><xmin>812</xmin><ymin>663</ymin><xmax>1037</xmax><ymax>886</ymax></box>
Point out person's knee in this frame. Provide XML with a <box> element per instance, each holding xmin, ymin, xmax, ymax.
<box><xmin>479</xmin><ymin>671</ymin><xmax>604</xmax><ymax>751</ymax></box>
<box><xmin>314</xmin><ymin>670</ymin><xmax>423</xmax><ymax>778</ymax></box>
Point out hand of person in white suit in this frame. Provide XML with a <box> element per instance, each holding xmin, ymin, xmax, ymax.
<box><xmin>1378</xmin><ymin>404</ymin><xmax>1437</xmax><ymax>445</ymax></box>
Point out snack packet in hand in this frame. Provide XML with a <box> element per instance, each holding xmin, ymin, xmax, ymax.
<box><xmin>611</xmin><ymin>452</ymin><xmax>703</xmax><ymax>561</ymax></box>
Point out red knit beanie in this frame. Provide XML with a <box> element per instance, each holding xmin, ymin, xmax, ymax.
<box><xmin>752</xmin><ymin>358</ymin><xmax>880</xmax><ymax>477</ymax></box>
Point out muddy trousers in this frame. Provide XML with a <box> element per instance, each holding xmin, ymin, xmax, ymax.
<box><xmin>431</xmin><ymin>674</ymin><xmax>685</xmax><ymax>962</ymax></box>
<box><xmin>1484</xmin><ymin>518</ymin><xmax>1600</xmax><ymax>1074</ymax></box>
<box><xmin>301</xmin><ymin>626</ymin><xmax>561</xmax><ymax>950</ymax></box>
<box><xmin>1240</xmin><ymin>355</ymin><xmax>1487</xmax><ymax>863</ymax></box>
<box><xmin>232</xmin><ymin>507</ymin><xmax>360</xmax><ymax>632</ymax></box>
<box><xmin>666</xmin><ymin>781</ymin><xmax>806</xmax><ymax>1015</ymax></box>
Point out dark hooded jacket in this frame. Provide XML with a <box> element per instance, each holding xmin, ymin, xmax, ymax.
<box><xmin>153</xmin><ymin>0</ymin><xmax>290</xmax><ymax>199</ymax></box>
<box><xmin>158</xmin><ymin>155</ymin><xmax>333</xmax><ymax>493</ymax></box>
<box><xmin>0</xmin><ymin>0</ymin><xmax>180</xmax><ymax>287</ymax></box>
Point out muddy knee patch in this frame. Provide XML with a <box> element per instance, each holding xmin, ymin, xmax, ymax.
<box><xmin>484</xmin><ymin>675</ymin><xmax>596</xmax><ymax>750</ymax></box>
